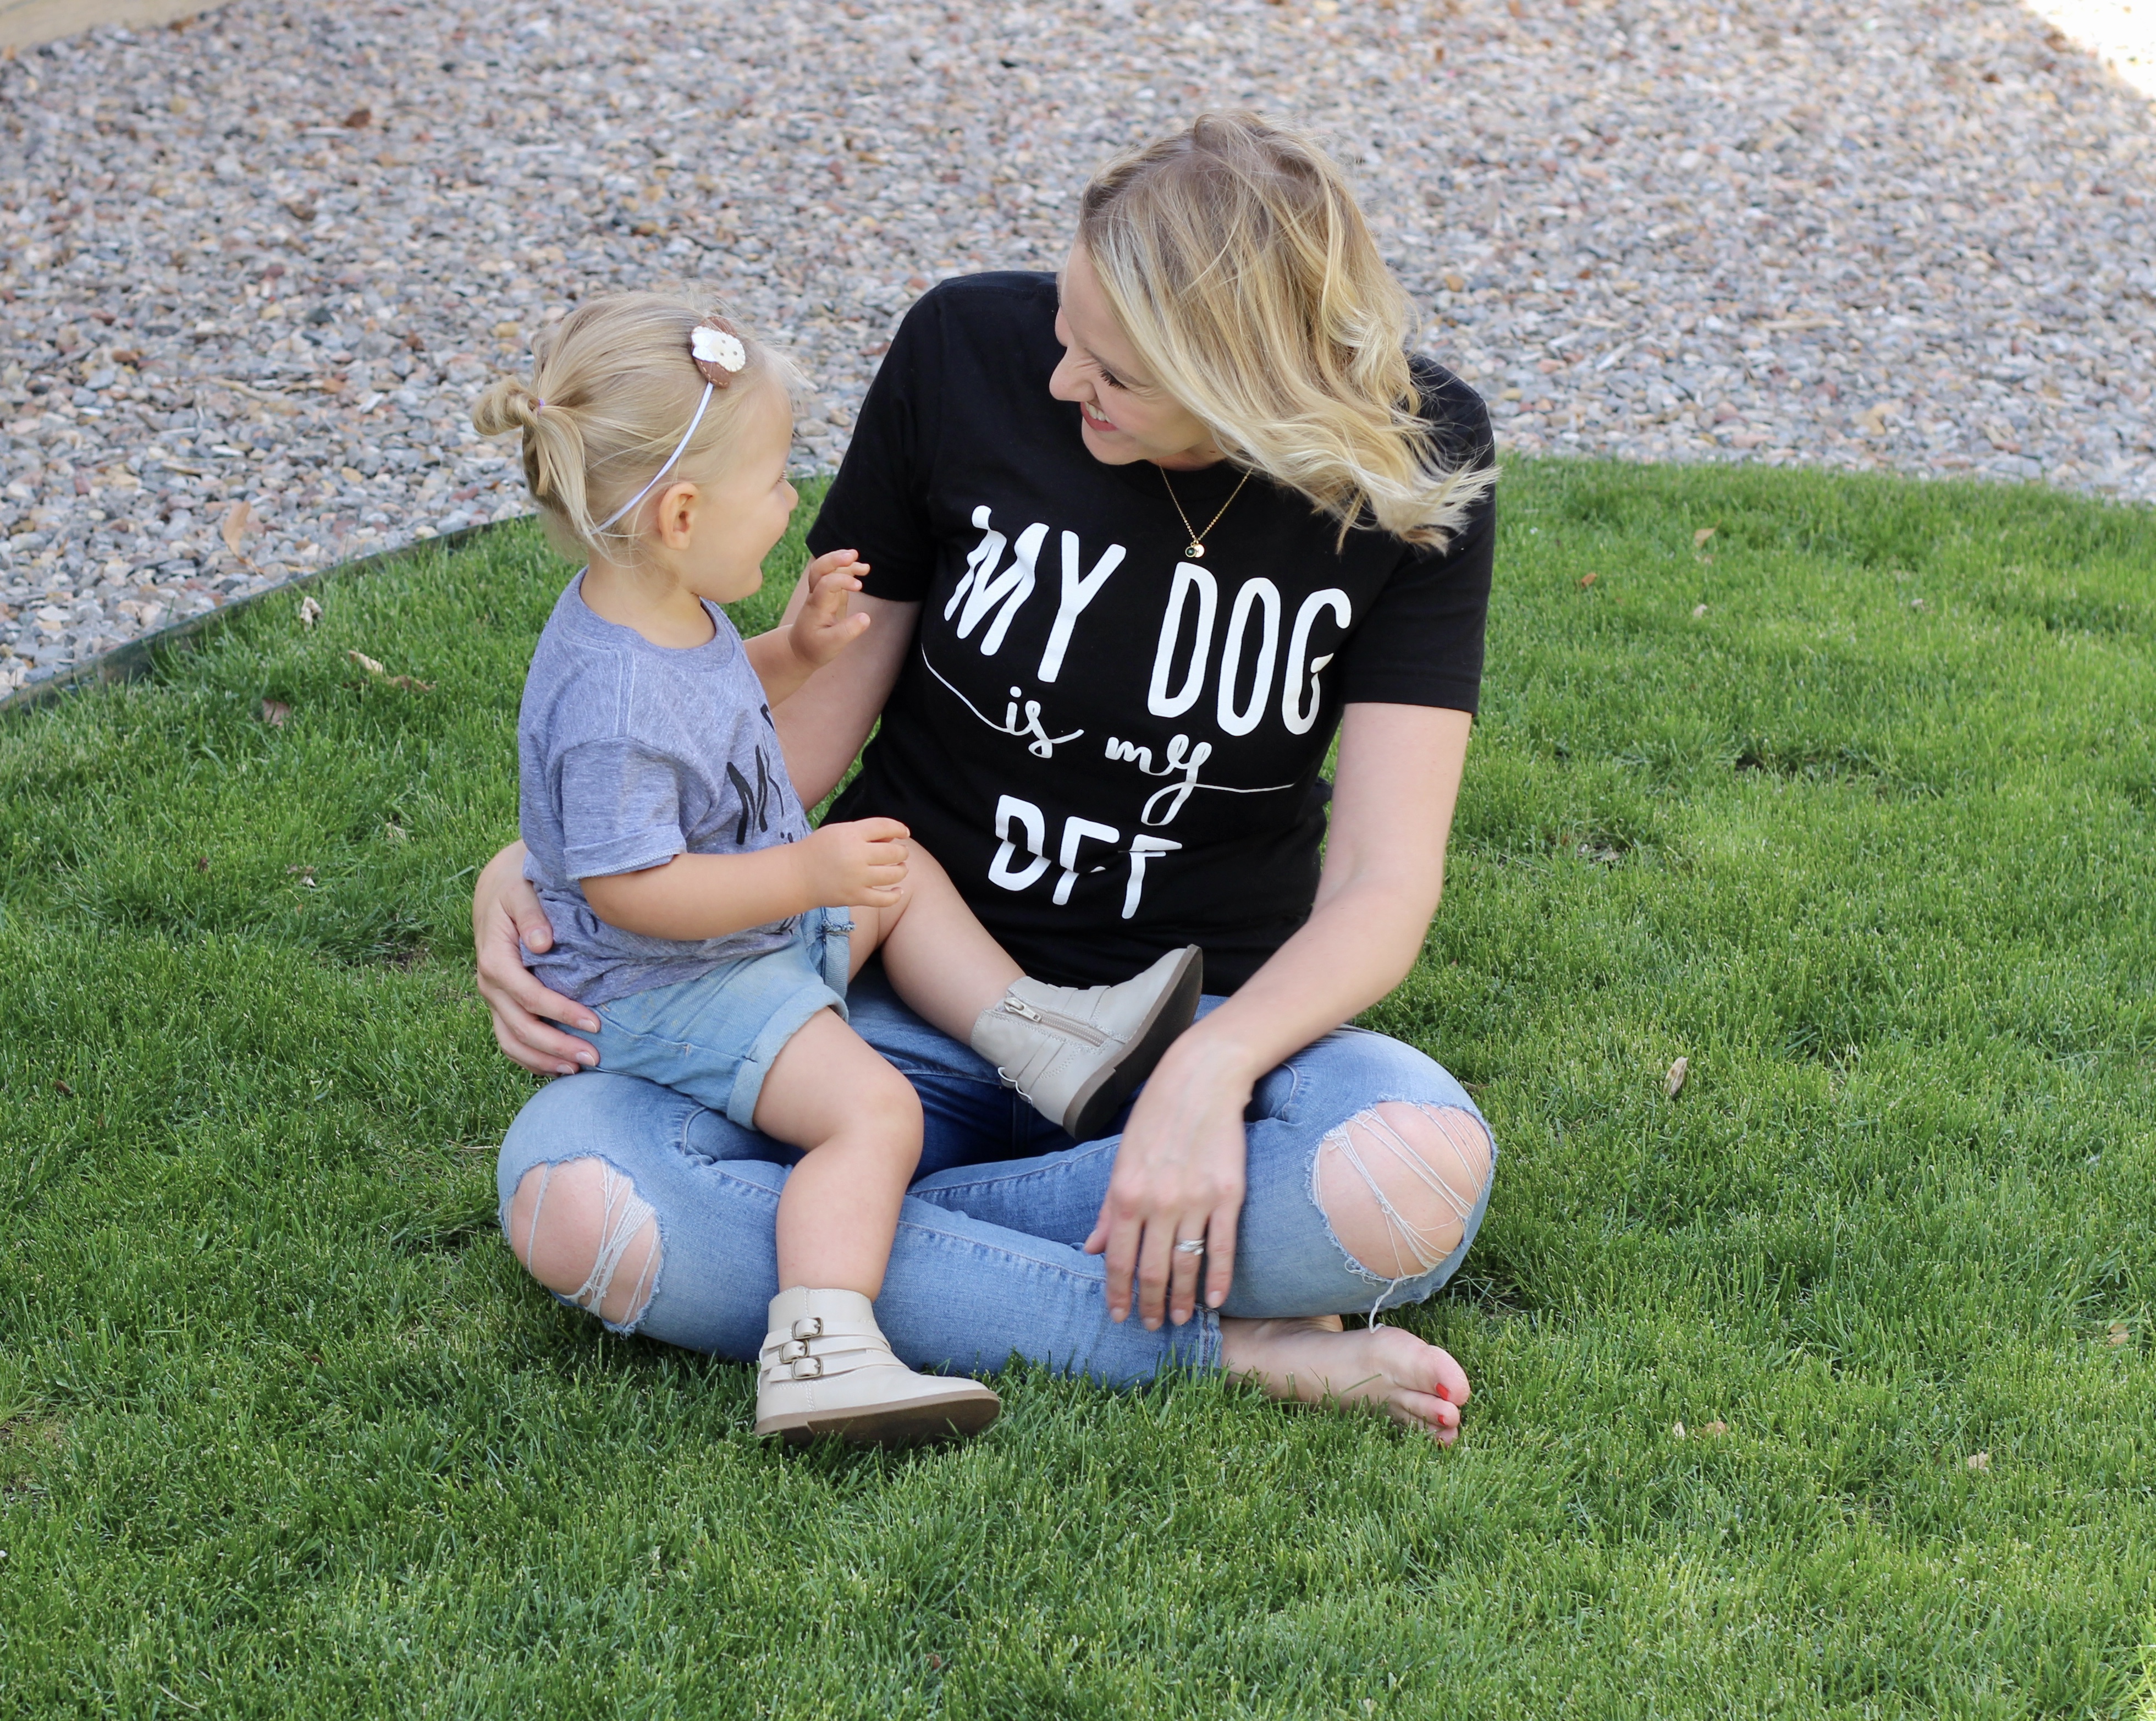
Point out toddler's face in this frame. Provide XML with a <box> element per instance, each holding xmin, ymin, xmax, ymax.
<box><xmin>676</xmin><ymin>377</ymin><xmax>798</xmax><ymax>605</ymax></box>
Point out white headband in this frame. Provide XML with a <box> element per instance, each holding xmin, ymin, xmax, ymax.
<box><xmin>595</xmin><ymin>381</ymin><xmax>714</xmax><ymax>532</ymax></box>
<box><xmin>593</xmin><ymin>322</ymin><xmax>748</xmax><ymax>534</ymax></box>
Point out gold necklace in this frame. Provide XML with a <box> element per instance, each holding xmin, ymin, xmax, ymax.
<box><xmin>1160</xmin><ymin>465</ymin><xmax>1251</xmax><ymax>561</ymax></box>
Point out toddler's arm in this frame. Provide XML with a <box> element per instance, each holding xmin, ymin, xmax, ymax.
<box><xmin>746</xmin><ymin>548</ymin><xmax>871</xmax><ymax>707</ymax></box>
<box><xmin>581</xmin><ymin>817</ymin><xmax>909</xmax><ymax>942</ymax></box>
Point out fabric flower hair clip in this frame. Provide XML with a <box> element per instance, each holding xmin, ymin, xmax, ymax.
<box><xmin>691</xmin><ymin>316</ymin><xmax>748</xmax><ymax>386</ymax></box>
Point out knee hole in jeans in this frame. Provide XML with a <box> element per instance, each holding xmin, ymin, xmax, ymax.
<box><xmin>506</xmin><ymin>1158</ymin><xmax>662</xmax><ymax>1331</ymax></box>
<box><xmin>1311</xmin><ymin>1102</ymin><xmax>1493</xmax><ymax>1280</ymax></box>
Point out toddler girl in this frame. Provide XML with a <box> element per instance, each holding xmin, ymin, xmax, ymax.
<box><xmin>473</xmin><ymin>295</ymin><xmax>1201</xmax><ymax>1445</ymax></box>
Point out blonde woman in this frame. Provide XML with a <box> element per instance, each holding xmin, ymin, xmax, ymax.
<box><xmin>474</xmin><ymin>113</ymin><xmax>1500</xmax><ymax>1443</ymax></box>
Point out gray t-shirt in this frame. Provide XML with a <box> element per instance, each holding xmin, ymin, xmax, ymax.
<box><xmin>518</xmin><ymin>572</ymin><xmax>810</xmax><ymax>1008</ymax></box>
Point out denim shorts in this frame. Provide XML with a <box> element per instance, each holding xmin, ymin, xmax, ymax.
<box><xmin>570</xmin><ymin>907</ymin><xmax>853</xmax><ymax>1130</ymax></box>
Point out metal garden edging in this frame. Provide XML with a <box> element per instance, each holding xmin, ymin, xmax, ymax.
<box><xmin>0</xmin><ymin>520</ymin><xmax>509</xmax><ymax>719</ymax></box>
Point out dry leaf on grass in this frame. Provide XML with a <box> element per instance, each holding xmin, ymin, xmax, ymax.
<box><xmin>259</xmin><ymin>699</ymin><xmax>290</xmax><ymax>727</ymax></box>
<box><xmin>1672</xmin><ymin>1421</ymin><xmax>1686</xmax><ymax>1438</ymax></box>
<box><xmin>1692</xmin><ymin>603</ymin><xmax>1709</xmax><ymax>619</ymax></box>
<box><xmin>1704</xmin><ymin>1420</ymin><xmax>1729</xmax><ymax>1436</ymax></box>
<box><xmin>298</xmin><ymin>595</ymin><xmax>322</xmax><ymax>630</ymax></box>
<box><xmin>345</xmin><ymin>647</ymin><xmax>435</xmax><ymax>691</ymax></box>
<box><xmin>193</xmin><ymin>856</ymin><xmax>209</xmax><ymax>872</ymax></box>
<box><xmin>1666</xmin><ymin>1056</ymin><xmax>1689</xmax><ymax>1099</ymax></box>
<box><xmin>1966</xmin><ymin>1451</ymin><xmax>1990</xmax><ymax>1472</ymax></box>
<box><xmin>222</xmin><ymin>501</ymin><xmax>258</xmax><ymax>567</ymax></box>
<box><xmin>2110</xmin><ymin>1322</ymin><xmax>2132</xmax><ymax>1346</ymax></box>
<box><xmin>1693</xmin><ymin>527</ymin><xmax>1716</xmax><ymax>548</ymax></box>
<box><xmin>1578</xmin><ymin>570</ymin><xmax>1598</xmax><ymax>588</ymax></box>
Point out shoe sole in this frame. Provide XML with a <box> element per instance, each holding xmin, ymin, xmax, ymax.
<box><xmin>1063</xmin><ymin>944</ymin><xmax>1205</xmax><ymax>1142</ymax></box>
<box><xmin>757</xmin><ymin>1387</ymin><xmax>1002</xmax><ymax>1448</ymax></box>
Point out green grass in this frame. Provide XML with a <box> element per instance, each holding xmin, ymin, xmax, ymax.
<box><xmin>2</xmin><ymin>462</ymin><xmax>2153</xmax><ymax>1718</ymax></box>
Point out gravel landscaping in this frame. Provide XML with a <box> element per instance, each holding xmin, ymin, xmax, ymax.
<box><xmin>2</xmin><ymin>0</ymin><xmax>2153</xmax><ymax>691</ymax></box>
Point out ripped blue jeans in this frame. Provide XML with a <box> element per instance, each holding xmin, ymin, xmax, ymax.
<box><xmin>496</xmin><ymin>967</ymin><xmax>1496</xmax><ymax>1386</ymax></box>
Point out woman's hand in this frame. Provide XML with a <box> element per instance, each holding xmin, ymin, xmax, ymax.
<box><xmin>473</xmin><ymin>840</ymin><xmax>602</xmax><ymax>1077</ymax></box>
<box><xmin>1083</xmin><ymin>703</ymin><xmax>1476</xmax><ymax>1327</ymax></box>
<box><xmin>1084</xmin><ymin>1037</ymin><xmax>1253</xmax><ymax>1329</ymax></box>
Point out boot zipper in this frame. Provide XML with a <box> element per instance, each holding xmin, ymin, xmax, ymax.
<box><xmin>999</xmin><ymin>996</ymin><xmax>1107</xmax><ymax>1047</ymax></box>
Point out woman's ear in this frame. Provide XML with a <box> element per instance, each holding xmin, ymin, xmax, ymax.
<box><xmin>655</xmin><ymin>480</ymin><xmax>701</xmax><ymax>548</ymax></box>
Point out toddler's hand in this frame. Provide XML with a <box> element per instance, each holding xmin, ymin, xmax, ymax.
<box><xmin>791</xmin><ymin>549</ymin><xmax>872</xmax><ymax>670</ymax></box>
<box><xmin>799</xmin><ymin>817</ymin><xmax>909</xmax><ymax>909</ymax></box>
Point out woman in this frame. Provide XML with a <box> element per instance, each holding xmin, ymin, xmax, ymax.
<box><xmin>476</xmin><ymin>113</ymin><xmax>1499</xmax><ymax>1442</ymax></box>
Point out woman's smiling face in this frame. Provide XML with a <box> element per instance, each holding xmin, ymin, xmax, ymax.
<box><xmin>1049</xmin><ymin>245</ymin><xmax>1225</xmax><ymax>472</ymax></box>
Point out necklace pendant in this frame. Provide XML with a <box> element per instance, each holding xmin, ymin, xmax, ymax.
<box><xmin>1186</xmin><ymin>542</ymin><xmax>1205</xmax><ymax>559</ymax></box>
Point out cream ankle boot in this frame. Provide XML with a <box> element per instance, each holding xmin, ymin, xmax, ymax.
<box><xmin>969</xmin><ymin>945</ymin><xmax>1204</xmax><ymax>1141</ymax></box>
<box><xmin>754</xmin><ymin>1286</ymin><xmax>1001</xmax><ymax>1446</ymax></box>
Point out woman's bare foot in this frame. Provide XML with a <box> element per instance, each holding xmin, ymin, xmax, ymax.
<box><xmin>1218</xmin><ymin>1315</ymin><xmax>1472</xmax><ymax>1444</ymax></box>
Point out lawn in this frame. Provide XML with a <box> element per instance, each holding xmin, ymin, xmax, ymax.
<box><xmin>2</xmin><ymin>460</ymin><xmax>2152</xmax><ymax>1719</ymax></box>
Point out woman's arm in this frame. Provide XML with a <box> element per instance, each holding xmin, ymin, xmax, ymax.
<box><xmin>1086</xmin><ymin>701</ymin><xmax>1474</xmax><ymax>1329</ymax></box>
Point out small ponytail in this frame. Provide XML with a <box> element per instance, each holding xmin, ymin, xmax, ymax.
<box><xmin>473</xmin><ymin>372</ymin><xmax>603</xmax><ymax>546</ymax></box>
<box><xmin>472</xmin><ymin>295</ymin><xmax>785</xmax><ymax>565</ymax></box>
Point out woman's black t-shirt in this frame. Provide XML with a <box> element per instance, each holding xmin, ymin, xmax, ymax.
<box><xmin>807</xmin><ymin>272</ymin><xmax>1494</xmax><ymax>992</ymax></box>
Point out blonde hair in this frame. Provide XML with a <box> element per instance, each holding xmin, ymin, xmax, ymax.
<box><xmin>472</xmin><ymin>293</ymin><xmax>786</xmax><ymax>565</ymax></box>
<box><xmin>1078</xmin><ymin>112</ymin><xmax>1492</xmax><ymax>549</ymax></box>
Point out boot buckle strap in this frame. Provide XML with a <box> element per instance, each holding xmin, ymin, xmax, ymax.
<box><xmin>791</xmin><ymin>1316</ymin><xmax>824</xmax><ymax>1340</ymax></box>
<box><xmin>781</xmin><ymin>1338</ymin><xmax>811</xmax><ymax>1362</ymax></box>
<box><xmin>788</xmin><ymin>1355</ymin><xmax>825</xmax><ymax>1380</ymax></box>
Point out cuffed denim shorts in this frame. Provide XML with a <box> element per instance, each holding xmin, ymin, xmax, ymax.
<box><xmin>568</xmin><ymin>907</ymin><xmax>853</xmax><ymax>1130</ymax></box>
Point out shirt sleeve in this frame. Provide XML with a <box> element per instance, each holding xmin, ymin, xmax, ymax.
<box><xmin>804</xmin><ymin>289</ymin><xmax>942</xmax><ymax>602</ymax></box>
<box><xmin>1333</xmin><ymin>377</ymin><xmax>1497</xmax><ymax>714</ymax></box>
<box><xmin>555</xmin><ymin>737</ymin><xmax>693</xmax><ymax>881</ymax></box>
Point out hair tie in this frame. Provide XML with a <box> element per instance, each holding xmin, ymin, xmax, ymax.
<box><xmin>533</xmin><ymin>397</ymin><xmax>546</xmax><ymax>414</ymax></box>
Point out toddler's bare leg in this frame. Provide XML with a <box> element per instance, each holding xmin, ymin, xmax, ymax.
<box><xmin>748</xmin><ymin>1007</ymin><xmax>1004</xmax><ymax>1444</ymax></box>
<box><xmin>753</xmin><ymin>1008</ymin><xmax>925</xmax><ymax>1296</ymax></box>
<box><xmin>846</xmin><ymin>842</ymin><xmax>1022</xmax><ymax>1043</ymax></box>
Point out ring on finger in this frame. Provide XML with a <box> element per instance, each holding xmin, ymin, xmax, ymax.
<box><xmin>1172</xmin><ymin>1238</ymin><xmax>1206</xmax><ymax>1255</ymax></box>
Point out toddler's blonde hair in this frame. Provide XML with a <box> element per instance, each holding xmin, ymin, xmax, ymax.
<box><xmin>472</xmin><ymin>293</ymin><xmax>787</xmax><ymax>565</ymax></box>
<box><xmin>1078</xmin><ymin>112</ymin><xmax>1492</xmax><ymax>549</ymax></box>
